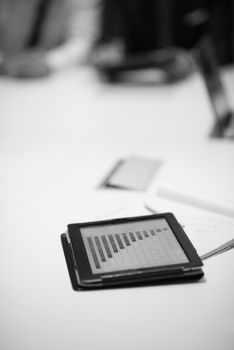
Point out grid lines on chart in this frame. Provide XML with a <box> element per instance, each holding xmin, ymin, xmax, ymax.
<box><xmin>82</xmin><ymin>220</ymin><xmax>188</xmax><ymax>274</ymax></box>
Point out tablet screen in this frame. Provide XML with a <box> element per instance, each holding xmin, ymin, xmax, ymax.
<box><xmin>81</xmin><ymin>218</ymin><xmax>189</xmax><ymax>274</ymax></box>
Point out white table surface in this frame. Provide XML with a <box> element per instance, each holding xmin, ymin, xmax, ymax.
<box><xmin>0</xmin><ymin>64</ymin><xmax>234</xmax><ymax>350</ymax></box>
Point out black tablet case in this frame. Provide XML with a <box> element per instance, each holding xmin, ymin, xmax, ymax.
<box><xmin>61</xmin><ymin>233</ymin><xmax>204</xmax><ymax>291</ymax></box>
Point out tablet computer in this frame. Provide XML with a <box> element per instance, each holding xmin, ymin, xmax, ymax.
<box><xmin>61</xmin><ymin>213</ymin><xmax>204</xmax><ymax>290</ymax></box>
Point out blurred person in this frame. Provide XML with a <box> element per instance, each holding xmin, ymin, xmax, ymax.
<box><xmin>89</xmin><ymin>0</ymin><xmax>210</xmax><ymax>83</ymax></box>
<box><xmin>0</xmin><ymin>0</ymin><xmax>99</xmax><ymax>78</ymax></box>
<box><xmin>90</xmin><ymin>0</ymin><xmax>234</xmax><ymax>83</ymax></box>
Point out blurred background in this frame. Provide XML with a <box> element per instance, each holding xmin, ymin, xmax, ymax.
<box><xmin>0</xmin><ymin>0</ymin><xmax>233</xmax><ymax>79</ymax></box>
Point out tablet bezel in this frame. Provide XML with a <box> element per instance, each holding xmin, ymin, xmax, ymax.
<box><xmin>67</xmin><ymin>213</ymin><xmax>203</xmax><ymax>286</ymax></box>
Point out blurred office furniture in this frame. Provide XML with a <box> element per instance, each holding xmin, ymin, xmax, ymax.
<box><xmin>195</xmin><ymin>36</ymin><xmax>234</xmax><ymax>139</ymax></box>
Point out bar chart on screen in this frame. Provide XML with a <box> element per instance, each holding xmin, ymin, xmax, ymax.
<box><xmin>81</xmin><ymin>220</ymin><xmax>188</xmax><ymax>274</ymax></box>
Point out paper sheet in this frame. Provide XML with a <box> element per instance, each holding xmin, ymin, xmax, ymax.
<box><xmin>144</xmin><ymin>197</ymin><xmax>234</xmax><ymax>258</ymax></box>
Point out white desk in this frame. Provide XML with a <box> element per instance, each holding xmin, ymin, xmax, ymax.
<box><xmin>0</xmin><ymin>65</ymin><xmax>234</xmax><ymax>350</ymax></box>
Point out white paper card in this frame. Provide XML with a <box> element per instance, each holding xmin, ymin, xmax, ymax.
<box><xmin>105</xmin><ymin>156</ymin><xmax>161</xmax><ymax>191</ymax></box>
